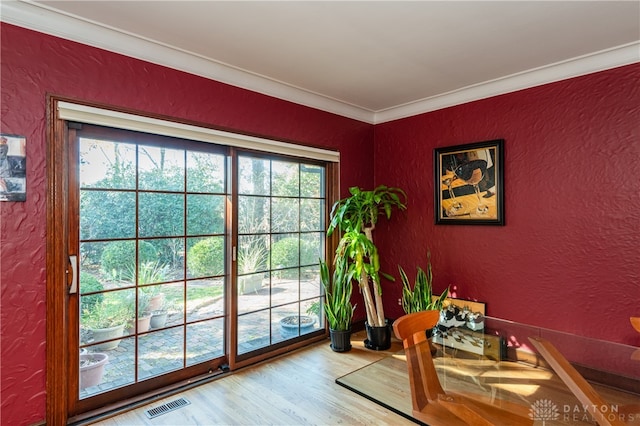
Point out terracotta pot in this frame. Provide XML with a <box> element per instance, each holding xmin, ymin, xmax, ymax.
<box><xmin>148</xmin><ymin>293</ymin><xmax>165</xmax><ymax>312</ymax></box>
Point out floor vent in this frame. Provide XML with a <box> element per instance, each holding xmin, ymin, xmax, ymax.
<box><xmin>145</xmin><ymin>397</ymin><xmax>191</xmax><ymax>419</ymax></box>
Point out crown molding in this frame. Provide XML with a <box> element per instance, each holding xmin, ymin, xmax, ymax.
<box><xmin>1</xmin><ymin>1</ymin><xmax>375</xmax><ymax>123</ymax></box>
<box><xmin>373</xmin><ymin>41</ymin><xmax>640</xmax><ymax>124</ymax></box>
<box><xmin>3</xmin><ymin>1</ymin><xmax>638</xmax><ymax>126</ymax></box>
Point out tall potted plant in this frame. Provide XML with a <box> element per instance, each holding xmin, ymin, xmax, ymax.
<box><xmin>320</xmin><ymin>257</ymin><xmax>355</xmax><ymax>352</ymax></box>
<box><xmin>328</xmin><ymin>185</ymin><xmax>407</xmax><ymax>350</ymax></box>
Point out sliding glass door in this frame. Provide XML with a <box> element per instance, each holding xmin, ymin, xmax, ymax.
<box><xmin>73</xmin><ymin>125</ymin><xmax>229</xmax><ymax>410</ymax></box>
<box><xmin>67</xmin><ymin>123</ymin><xmax>329</xmax><ymax>414</ymax></box>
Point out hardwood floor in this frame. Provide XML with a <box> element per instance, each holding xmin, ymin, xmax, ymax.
<box><xmin>89</xmin><ymin>331</ymin><xmax>414</xmax><ymax>425</ymax></box>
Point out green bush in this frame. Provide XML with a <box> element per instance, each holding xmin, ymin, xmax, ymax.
<box><xmin>187</xmin><ymin>237</ymin><xmax>225</xmax><ymax>277</ymax></box>
<box><xmin>100</xmin><ymin>240</ymin><xmax>157</xmax><ymax>278</ymax></box>
<box><xmin>80</xmin><ymin>272</ymin><xmax>104</xmax><ymax>313</ymax></box>
<box><xmin>271</xmin><ymin>237</ymin><xmax>317</xmax><ymax>269</ymax></box>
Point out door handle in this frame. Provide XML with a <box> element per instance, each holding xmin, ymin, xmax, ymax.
<box><xmin>68</xmin><ymin>255</ymin><xmax>78</xmax><ymax>294</ymax></box>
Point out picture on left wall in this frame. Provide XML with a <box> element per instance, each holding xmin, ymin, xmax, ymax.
<box><xmin>0</xmin><ymin>134</ymin><xmax>27</xmax><ymax>202</ymax></box>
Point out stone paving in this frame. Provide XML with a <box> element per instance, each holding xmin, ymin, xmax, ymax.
<box><xmin>80</xmin><ymin>278</ymin><xmax>323</xmax><ymax>399</ymax></box>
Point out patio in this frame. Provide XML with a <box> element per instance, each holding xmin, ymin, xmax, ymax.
<box><xmin>80</xmin><ymin>277</ymin><xmax>324</xmax><ymax>399</ymax></box>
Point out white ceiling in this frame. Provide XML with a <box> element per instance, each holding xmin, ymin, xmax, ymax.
<box><xmin>2</xmin><ymin>1</ymin><xmax>639</xmax><ymax>123</ymax></box>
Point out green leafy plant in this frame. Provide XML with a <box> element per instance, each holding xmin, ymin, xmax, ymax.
<box><xmin>306</xmin><ymin>300</ymin><xmax>321</xmax><ymax>317</ymax></box>
<box><xmin>270</xmin><ymin>237</ymin><xmax>316</xmax><ymax>269</ymax></box>
<box><xmin>327</xmin><ymin>185</ymin><xmax>407</xmax><ymax>327</ymax></box>
<box><xmin>81</xmin><ymin>290</ymin><xmax>134</xmax><ymax>330</ymax></box>
<box><xmin>399</xmin><ymin>251</ymin><xmax>449</xmax><ymax>314</ymax></box>
<box><xmin>187</xmin><ymin>237</ymin><xmax>224</xmax><ymax>277</ymax></box>
<box><xmin>101</xmin><ymin>240</ymin><xmax>157</xmax><ymax>279</ymax></box>
<box><xmin>125</xmin><ymin>260</ymin><xmax>169</xmax><ymax>285</ymax></box>
<box><xmin>238</xmin><ymin>240</ymin><xmax>268</xmax><ymax>274</ymax></box>
<box><xmin>79</xmin><ymin>272</ymin><xmax>104</xmax><ymax>313</ymax></box>
<box><xmin>320</xmin><ymin>257</ymin><xmax>355</xmax><ymax>331</ymax></box>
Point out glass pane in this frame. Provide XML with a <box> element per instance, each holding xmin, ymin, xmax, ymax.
<box><xmin>300</xmin><ymin>164</ymin><xmax>324</xmax><ymax>198</ymax></box>
<box><xmin>138</xmin><ymin>146</ymin><xmax>185</xmax><ymax>192</ymax></box>
<box><xmin>186</xmin><ymin>278</ymin><xmax>225</xmax><ymax>322</ymax></box>
<box><xmin>187</xmin><ymin>194</ymin><xmax>225</xmax><ymax>236</ymax></box>
<box><xmin>139</xmin><ymin>237</ymin><xmax>184</xmax><ymax>282</ymax></box>
<box><xmin>300</xmin><ymin>265</ymin><xmax>322</xmax><ymax>298</ymax></box>
<box><xmin>300</xmin><ymin>232</ymin><xmax>323</xmax><ymax>266</ymax></box>
<box><xmin>138</xmin><ymin>193</ymin><xmax>185</xmax><ymax>237</ymax></box>
<box><xmin>138</xmin><ymin>328</ymin><xmax>184</xmax><ymax>380</ymax></box>
<box><xmin>238</xmin><ymin>277</ymin><xmax>269</xmax><ymax>314</ymax></box>
<box><xmin>140</xmin><ymin>284</ymin><xmax>168</xmax><ymax>318</ymax></box>
<box><xmin>187</xmin><ymin>151</ymin><xmax>225</xmax><ymax>193</ymax></box>
<box><xmin>273</xmin><ymin>304</ymin><xmax>302</xmax><ymax>343</ymax></box>
<box><xmin>272</xmin><ymin>161</ymin><xmax>298</xmax><ymax>197</ymax></box>
<box><xmin>272</xmin><ymin>197</ymin><xmax>299</xmax><ymax>233</ymax></box>
<box><xmin>139</xmin><ymin>283</ymin><xmax>184</xmax><ymax>330</ymax></box>
<box><xmin>238</xmin><ymin>311</ymin><xmax>270</xmax><ymax>354</ymax></box>
<box><xmin>238</xmin><ymin>235</ymin><xmax>268</xmax><ymax>275</ymax></box>
<box><xmin>238</xmin><ymin>156</ymin><xmax>269</xmax><ymax>195</ymax></box>
<box><xmin>80</xmin><ymin>241</ymin><xmax>134</xmax><ymax>287</ymax></box>
<box><xmin>271</xmin><ymin>234</ymin><xmax>299</xmax><ymax>270</ymax></box>
<box><xmin>79</xmin><ymin>337</ymin><xmax>135</xmax><ymax>399</ymax></box>
<box><xmin>79</xmin><ymin>138</ymin><xmax>136</xmax><ymax>189</ymax></box>
<box><xmin>158</xmin><ymin>282</ymin><xmax>185</xmax><ymax>328</ymax></box>
<box><xmin>300</xmin><ymin>199</ymin><xmax>322</xmax><ymax>232</ymax></box>
<box><xmin>238</xmin><ymin>195</ymin><xmax>270</xmax><ymax>234</ymax></box>
<box><xmin>186</xmin><ymin>319</ymin><xmax>224</xmax><ymax>366</ymax></box>
<box><xmin>186</xmin><ymin>236</ymin><xmax>225</xmax><ymax>278</ymax></box>
<box><xmin>80</xmin><ymin>190</ymin><xmax>135</xmax><ymax>240</ymax></box>
<box><xmin>80</xmin><ymin>289</ymin><xmax>135</xmax><ymax>346</ymax></box>
<box><xmin>271</xmin><ymin>269</ymin><xmax>299</xmax><ymax>307</ymax></box>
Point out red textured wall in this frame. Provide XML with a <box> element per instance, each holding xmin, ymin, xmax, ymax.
<box><xmin>0</xmin><ymin>23</ymin><xmax>372</xmax><ymax>426</ymax></box>
<box><xmin>2</xmin><ymin>21</ymin><xmax>639</xmax><ymax>426</ymax></box>
<box><xmin>373</xmin><ymin>63</ymin><xmax>640</xmax><ymax>347</ymax></box>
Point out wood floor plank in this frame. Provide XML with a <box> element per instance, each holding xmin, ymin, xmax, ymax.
<box><xmin>90</xmin><ymin>331</ymin><xmax>414</xmax><ymax>425</ymax></box>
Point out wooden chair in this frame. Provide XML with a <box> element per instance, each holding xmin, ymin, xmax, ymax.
<box><xmin>392</xmin><ymin>311</ymin><xmax>532</xmax><ymax>425</ymax></box>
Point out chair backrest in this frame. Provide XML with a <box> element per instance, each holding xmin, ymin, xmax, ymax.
<box><xmin>392</xmin><ymin>310</ymin><xmax>440</xmax><ymax>345</ymax></box>
<box><xmin>392</xmin><ymin>310</ymin><xmax>445</xmax><ymax>407</ymax></box>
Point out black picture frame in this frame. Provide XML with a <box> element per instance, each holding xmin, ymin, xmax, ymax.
<box><xmin>434</xmin><ymin>139</ymin><xmax>504</xmax><ymax>225</ymax></box>
<box><xmin>1</xmin><ymin>134</ymin><xmax>27</xmax><ymax>202</ymax></box>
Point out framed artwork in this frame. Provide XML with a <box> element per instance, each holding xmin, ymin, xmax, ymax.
<box><xmin>434</xmin><ymin>139</ymin><xmax>504</xmax><ymax>225</ymax></box>
<box><xmin>432</xmin><ymin>297</ymin><xmax>502</xmax><ymax>360</ymax></box>
<box><xmin>0</xmin><ymin>134</ymin><xmax>26</xmax><ymax>202</ymax></box>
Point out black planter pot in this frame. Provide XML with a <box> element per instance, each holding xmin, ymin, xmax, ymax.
<box><xmin>364</xmin><ymin>320</ymin><xmax>391</xmax><ymax>350</ymax></box>
<box><xmin>329</xmin><ymin>329</ymin><xmax>352</xmax><ymax>352</ymax></box>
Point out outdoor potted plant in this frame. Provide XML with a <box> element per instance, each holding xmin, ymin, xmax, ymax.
<box><xmin>81</xmin><ymin>291</ymin><xmax>133</xmax><ymax>350</ymax></box>
<box><xmin>327</xmin><ymin>185</ymin><xmax>407</xmax><ymax>350</ymax></box>
<box><xmin>320</xmin><ymin>257</ymin><xmax>355</xmax><ymax>352</ymax></box>
<box><xmin>398</xmin><ymin>251</ymin><xmax>449</xmax><ymax>354</ymax></box>
<box><xmin>79</xmin><ymin>352</ymin><xmax>109</xmax><ymax>390</ymax></box>
<box><xmin>149</xmin><ymin>296</ymin><xmax>169</xmax><ymax>329</ymax></box>
<box><xmin>279</xmin><ymin>314</ymin><xmax>316</xmax><ymax>338</ymax></box>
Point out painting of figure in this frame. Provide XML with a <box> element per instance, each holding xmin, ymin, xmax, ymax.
<box><xmin>0</xmin><ymin>134</ymin><xmax>27</xmax><ymax>202</ymax></box>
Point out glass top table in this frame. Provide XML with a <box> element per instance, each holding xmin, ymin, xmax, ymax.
<box><xmin>336</xmin><ymin>316</ymin><xmax>640</xmax><ymax>425</ymax></box>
